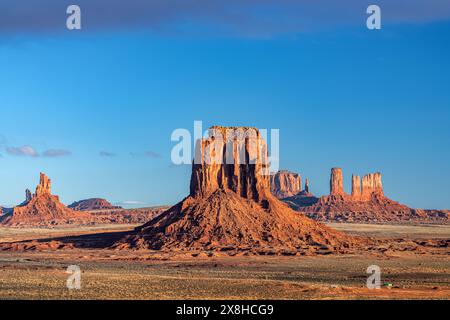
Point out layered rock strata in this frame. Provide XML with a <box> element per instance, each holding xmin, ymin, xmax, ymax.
<box><xmin>115</xmin><ymin>127</ymin><xmax>359</xmax><ymax>253</ymax></box>
<box><xmin>270</xmin><ymin>170</ymin><xmax>302</xmax><ymax>199</ymax></box>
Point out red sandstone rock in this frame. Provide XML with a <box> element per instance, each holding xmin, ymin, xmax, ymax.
<box><xmin>270</xmin><ymin>170</ymin><xmax>302</xmax><ymax>199</ymax></box>
<box><xmin>115</xmin><ymin>127</ymin><xmax>359</xmax><ymax>253</ymax></box>
<box><xmin>290</xmin><ymin>169</ymin><xmax>448</xmax><ymax>224</ymax></box>
<box><xmin>0</xmin><ymin>173</ymin><xmax>91</xmax><ymax>226</ymax></box>
<box><xmin>0</xmin><ymin>174</ymin><xmax>171</xmax><ymax>227</ymax></box>
<box><xmin>330</xmin><ymin>168</ymin><xmax>345</xmax><ymax>196</ymax></box>
<box><xmin>68</xmin><ymin>198</ymin><xmax>122</xmax><ymax>211</ymax></box>
<box><xmin>190</xmin><ymin>126</ymin><xmax>270</xmax><ymax>202</ymax></box>
<box><xmin>35</xmin><ymin>172</ymin><xmax>51</xmax><ymax>196</ymax></box>
<box><xmin>351</xmin><ymin>175</ymin><xmax>362</xmax><ymax>200</ymax></box>
<box><xmin>361</xmin><ymin>172</ymin><xmax>384</xmax><ymax>200</ymax></box>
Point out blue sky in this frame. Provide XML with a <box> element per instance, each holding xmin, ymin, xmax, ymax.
<box><xmin>0</xmin><ymin>1</ymin><xmax>449</xmax><ymax>209</ymax></box>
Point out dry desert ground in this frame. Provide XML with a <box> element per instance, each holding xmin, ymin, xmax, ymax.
<box><xmin>0</xmin><ymin>223</ymin><xmax>449</xmax><ymax>300</ymax></box>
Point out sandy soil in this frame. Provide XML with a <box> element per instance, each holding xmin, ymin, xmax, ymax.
<box><xmin>326</xmin><ymin>223</ymin><xmax>450</xmax><ymax>239</ymax></box>
<box><xmin>0</xmin><ymin>224</ymin><xmax>139</xmax><ymax>243</ymax></box>
<box><xmin>0</xmin><ymin>223</ymin><xmax>448</xmax><ymax>300</ymax></box>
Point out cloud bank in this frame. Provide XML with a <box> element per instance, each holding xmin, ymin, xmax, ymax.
<box><xmin>130</xmin><ymin>150</ymin><xmax>162</xmax><ymax>158</ymax></box>
<box><xmin>5</xmin><ymin>145</ymin><xmax>71</xmax><ymax>157</ymax></box>
<box><xmin>1</xmin><ymin>0</ymin><xmax>449</xmax><ymax>37</ymax></box>
<box><xmin>6</xmin><ymin>146</ymin><xmax>39</xmax><ymax>157</ymax></box>
<box><xmin>99</xmin><ymin>151</ymin><xmax>117</xmax><ymax>157</ymax></box>
<box><xmin>42</xmin><ymin>149</ymin><xmax>72</xmax><ymax>157</ymax></box>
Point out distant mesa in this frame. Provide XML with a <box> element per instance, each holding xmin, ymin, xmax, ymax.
<box><xmin>299</xmin><ymin>168</ymin><xmax>413</xmax><ymax>223</ymax></box>
<box><xmin>270</xmin><ymin>168</ymin><xmax>448</xmax><ymax>224</ymax></box>
<box><xmin>270</xmin><ymin>170</ymin><xmax>302</xmax><ymax>199</ymax></box>
<box><xmin>68</xmin><ymin>198</ymin><xmax>122</xmax><ymax>211</ymax></box>
<box><xmin>270</xmin><ymin>171</ymin><xmax>319</xmax><ymax>207</ymax></box>
<box><xmin>115</xmin><ymin>126</ymin><xmax>360</xmax><ymax>254</ymax></box>
<box><xmin>295</xmin><ymin>168</ymin><xmax>448</xmax><ymax>224</ymax></box>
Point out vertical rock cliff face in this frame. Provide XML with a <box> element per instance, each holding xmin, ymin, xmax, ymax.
<box><xmin>351</xmin><ymin>175</ymin><xmax>362</xmax><ymax>200</ymax></box>
<box><xmin>330</xmin><ymin>168</ymin><xmax>345</xmax><ymax>196</ymax></box>
<box><xmin>35</xmin><ymin>173</ymin><xmax>51</xmax><ymax>196</ymax></box>
<box><xmin>361</xmin><ymin>173</ymin><xmax>384</xmax><ymax>200</ymax></box>
<box><xmin>270</xmin><ymin>170</ymin><xmax>302</xmax><ymax>199</ymax></box>
<box><xmin>190</xmin><ymin>126</ymin><xmax>270</xmax><ymax>202</ymax></box>
<box><xmin>116</xmin><ymin>126</ymin><xmax>358</xmax><ymax>253</ymax></box>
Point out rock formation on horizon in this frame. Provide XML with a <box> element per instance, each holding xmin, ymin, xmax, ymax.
<box><xmin>68</xmin><ymin>198</ymin><xmax>122</xmax><ymax>211</ymax></box>
<box><xmin>0</xmin><ymin>173</ymin><xmax>90</xmax><ymax>226</ymax></box>
<box><xmin>115</xmin><ymin>126</ymin><xmax>359</xmax><ymax>253</ymax></box>
<box><xmin>295</xmin><ymin>168</ymin><xmax>447</xmax><ymax>223</ymax></box>
<box><xmin>270</xmin><ymin>170</ymin><xmax>302</xmax><ymax>199</ymax></box>
<box><xmin>35</xmin><ymin>173</ymin><xmax>51</xmax><ymax>196</ymax></box>
<box><xmin>0</xmin><ymin>173</ymin><xmax>171</xmax><ymax>227</ymax></box>
<box><xmin>305</xmin><ymin>178</ymin><xmax>310</xmax><ymax>193</ymax></box>
<box><xmin>278</xmin><ymin>176</ymin><xmax>320</xmax><ymax>209</ymax></box>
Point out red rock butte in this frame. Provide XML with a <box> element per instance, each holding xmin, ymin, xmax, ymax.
<box><xmin>270</xmin><ymin>170</ymin><xmax>302</xmax><ymax>199</ymax></box>
<box><xmin>0</xmin><ymin>173</ymin><xmax>89</xmax><ymax>226</ymax></box>
<box><xmin>115</xmin><ymin>127</ymin><xmax>360</xmax><ymax>253</ymax></box>
<box><xmin>299</xmin><ymin>168</ymin><xmax>429</xmax><ymax>223</ymax></box>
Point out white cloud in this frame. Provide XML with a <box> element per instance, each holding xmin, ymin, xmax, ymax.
<box><xmin>42</xmin><ymin>149</ymin><xmax>72</xmax><ymax>157</ymax></box>
<box><xmin>6</xmin><ymin>145</ymin><xmax>39</xmax><ymax>157</ymax></box>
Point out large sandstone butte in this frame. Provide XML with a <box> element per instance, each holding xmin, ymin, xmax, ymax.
<box><xmin>0</xmin><ymin>173</ymin><xmax>90</xmax><ymax>226</ymax></box>
<box><xmin>270</xmin><ymin>170</ymin><xmax>302</xmax><ymax>199</ymax></box>
<box><xmin>296</xmin><ymin>168</ymin><xmax>448</xmax><ymax>224</ymax></box>
<box><xmin>115</xmin><ymin>127</ymin><xmax>358</xmax><ymax>253</ymax></box>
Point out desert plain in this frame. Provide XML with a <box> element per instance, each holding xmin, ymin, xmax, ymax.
<box><xmin>0</xmin><ymin>222</ymin><xmax>448</xmax><ymax>300</ymax></box>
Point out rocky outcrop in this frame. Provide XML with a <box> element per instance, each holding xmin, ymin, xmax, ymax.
<box><xmin>270</xmin><ymin>170</ymin><xmax>302</xmax><ymax>199</ymax></box>
<box><xmin>68</xmin><ymin>198</ymin><xmax>122</xmax><ymax>211</ymax></box>
<box><xmin>0</xmin><ymin>173</ymin><xmax>90</xmax><ymax>227</ymax></box>
<box><xmin>35</xmin><ymin>173</ymin><xmax>51</xmax><ymax>196</ymax></box>
<box><xmin>330</xmin><ymin>168</ymin><xmax>345</xmax><ymax>196</ymax></box>
<box><xmin>115</xmin><ymin>126</ymin><xmax>360</xmax><ymax>253</ymax></box>
<box><xmin>282</xmin><ymin>178</ymin><xmax>319</xmax><ymax>209</ymax></box>
<box><xmin>0</xmin><ymin>173</ymin><xmax>167</xmax><ymax>227</ymax></box>
<box><xmin>412</xmin><ymin>209</ymin><xmax>450</xmax><ymax>222</ymax></box>
<box><xmin>293</xmin><ymin>168</ymin><xmax>448</xmax><ymax>224</ymax></box>
<box><xmin>84</xmin><ymin>206</ymin><xmax>169</xmax><ymax>224</ymax></box>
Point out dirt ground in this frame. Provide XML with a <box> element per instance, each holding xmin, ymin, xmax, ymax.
<box><xmin>0</xmin><ymin>223</ymin><xmax>448</xmax><ymax>300</ymax></box>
